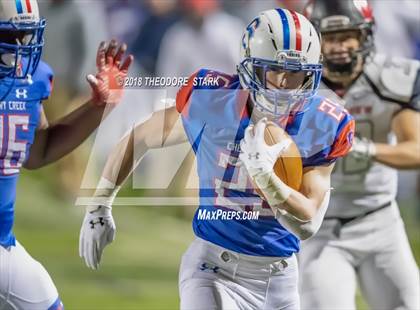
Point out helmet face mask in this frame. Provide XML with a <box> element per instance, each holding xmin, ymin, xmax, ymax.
<box><xmin>0</xmin><ymin>28</ymin><xmax>37</xmax><ymax>45</ymax></box>
<box><xmin>0</xmin><ymin>0</ymin><xmax>45</xmax><ymax>80</ymax></box>
<box><xmin>237</xmin><ymin>9</ymin><xmax>323</xmax><ymax>119</ymax></box>
<box><xmin>239</xmin><ymin>55</ymin><xmax>322</xmax><ymax>117</ymax></box>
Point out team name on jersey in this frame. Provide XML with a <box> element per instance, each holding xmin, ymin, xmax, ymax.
<box><xmin>0</xmin><ymin>101</ymin><xmax>27</xmax><ymax>111</ymax></box>
<box><xmin>227</xmin><ymin>142</ymin><xmax>241</xmax><ymax>152</ymax></box>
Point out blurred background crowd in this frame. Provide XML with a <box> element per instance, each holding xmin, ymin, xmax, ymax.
<box><xmin>16</xmin><ymin>0</ymin><xmax>419</xmax><ymax>309</ymax></box>
<box><xmin>39</xmin><ymin>0</ymin><xmax>420</xmax><ymax>201</ymax></box>
<box><xmin>39</xmin><ymin>0</ymin><xmax>420</xmax><ymax>90</ymax></box>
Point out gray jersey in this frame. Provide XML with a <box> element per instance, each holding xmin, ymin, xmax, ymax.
<box><xmin>325</xmin><ymin>54</ymin><xmax>420</xmax><ymax>218</ymax></box>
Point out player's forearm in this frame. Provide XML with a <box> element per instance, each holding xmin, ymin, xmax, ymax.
<box><xmin>26</xmin><ymin>100</ymin><xmax>105</xmax><ymax>168</ymax></box>
<box><xmin>101</xmin><ymin>114</ymin><xmax>170</xmax><ymax>188</ymax></box>
<box><xmin>255</xmin><ymin>172</ymin><xmax>318</xmax><ymax>221</ymax></box>
<box><xmin>102</xmin><ymin>131</ymin><xmax>148</xmax><ymax>187</ymax></box>
<box><xmin>99</xmin><ymin>107</ymin><xmax>184</xmax><ymax>195</ymax></box>
<box><xmin>82</xmin><ymin>130</ymin><xmax>148</xmax><ymax>212</ymax></box>
<box><xmin>374</xmin><ymin>142</ymin><xmax>420</xmax><ymax>169</ymax></box>
<box><xmin>272</xmin><ymin>189</ymin><xmax>331</xmax><ymax>240</ymax></box>
<box><xmin>281</xmin><ymin>190</ymin><xmax>319</xmax><ymax>221</ymax></box>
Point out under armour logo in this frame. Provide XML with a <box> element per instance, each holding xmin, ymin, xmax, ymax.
<box><xmin>200</xmin><ymin>263</ymin><xmax>219</xmax><ymax>273</ymax></box>
<box><xmin>248</xmin><ymin>152</ymin><xmax>260</xmax><ymax>160</ymax></box>
<box><xmin>15</xmin><ymin>89</ymin><xmax>28</xmax><ymax>99</ymax></box>
<box><xmin>89</xmin><ymin>217</ymin><xmax>105</xmax><ymax>229</ymax></box>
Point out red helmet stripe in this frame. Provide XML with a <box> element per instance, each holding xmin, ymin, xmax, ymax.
<box><xmin>290</xmin><ymin>11</ymin><xmax>302</xmax><ymax>51</ymax></box>
<box><xmin>25</xmin><ymin>0</ymin><xmax>33</xmax><ymax>13</ymax></box>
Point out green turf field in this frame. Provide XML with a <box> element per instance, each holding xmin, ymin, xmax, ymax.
<box><xmin>15</xmin><ymin>169</ymin><xmax>194</xmax><ymax>309</ymax></box>
<box><xmin>14</xmin><ymin>169</ymin><xmax>419</xmax><ymax>309</ymax></box>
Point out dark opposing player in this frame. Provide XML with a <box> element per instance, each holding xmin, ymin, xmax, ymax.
<box><xmin>299</xmin><ymin>1</ymin><xmax>420</xmax><ymax>309</ymax></box>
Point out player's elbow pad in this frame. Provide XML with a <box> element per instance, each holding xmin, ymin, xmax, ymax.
<box><xmin>275</xmin><ymin>190</ymin><xmax>331</xmax><ymax>240</ymax></box>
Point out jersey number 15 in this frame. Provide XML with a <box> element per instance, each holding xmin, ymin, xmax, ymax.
<box><xmin>0</xmin><ymin>114</ymin><xmax>29</xmax><ymax>175</ymax></box>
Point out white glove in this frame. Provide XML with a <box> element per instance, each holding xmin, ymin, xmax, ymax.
<box><xmin>239</xmin><ymin>118</ymin><xmax>291</xmax><ymax>178</ymax></box>
<box><xmin>79</xmin><ymin>177</ymin><xmax>119</xmax><ymax>269</ymax></box>
<box><xmin>350</xmin><ymin>136</ymin><xmax>376</xmax><ymax>160</ymax></box>
<box><xmin>239</xmin><ymin>118</ymin><xmax>293</xmax><ymax>205</ymax></box>
<box><xmin>79</xmin><ymin>205</ymin><xmax>116</xmax><ymax>270</ymax></box>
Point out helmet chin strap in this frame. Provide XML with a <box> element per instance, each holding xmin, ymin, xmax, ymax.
<box><xmin>325</xmin><ymin>58</ymin><xmax>355</xmax><ymax>76</ymax></box>
<box><xmin>324</xmin><ymin>50</ymin><xmax>359</xmax><ymax>76</ymax></box>
<box><xmin>250</xmin><ymin>90</ymin><xmax>301</xmax><ymax>123</ymax></box>
<box><xmin>250</xmin><ymin>105</ymin><xmax>275</xmax><ymax>123</ymax></box>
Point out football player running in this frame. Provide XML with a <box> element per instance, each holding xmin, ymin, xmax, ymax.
<box><xmin>299</xmin><ymin>1</ymin><xmax>420</xmax><ymax>309</ymax></box>
<box><xmin>79</xmin><ymin>9</ymin><xmax>354</xmax><ymax>309</ymax></box>
<box><xmin>0</xmin><ymin>0</ymin><xmax>133</xmax><ymax>309</ymax></box>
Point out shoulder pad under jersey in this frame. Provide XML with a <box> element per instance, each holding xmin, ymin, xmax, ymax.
<box><xmin>317</xmin><ymin>83</ymin><xmax>346</xmax><ymax>106</ymax></box>
<box><xmin>364</xmin><ymin>53</ymin><xmax>420</xmax><ymax>105</ymax></box>
<box><xmin>32</xmin><ymin>60</ymin><xmax>54</xmax><ymax>100</ymax></box>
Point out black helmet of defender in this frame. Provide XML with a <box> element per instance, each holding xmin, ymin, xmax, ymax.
<box><xmin>304</xmin><ymin>0</ymin><xmax>374</xmax><ymax>77</ymax></box>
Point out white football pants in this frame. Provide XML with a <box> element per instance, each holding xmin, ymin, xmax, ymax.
<box><xmin>299</xmin><ymin>202</ymin><xmax>420</xmax><ymax>310</ymax></box>
<box><xmin>0</xmin><ymin>241</ymin><xmax>61</xmax><ymax>310</ymax></box>
<box><xmin>179</xmin><ymin>237</ymin><xmax>299</xmax><ymax>310</ymax></box>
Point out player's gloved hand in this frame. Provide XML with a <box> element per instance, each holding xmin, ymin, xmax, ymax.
<box><xmin>350</xmin><ymin>136</ymin><xmax>376</xmax><ymax>160</ymax></box>
<box><xmin>79</xmin><ymin>205</ymin><xmax>115</xmax><ymax>270</ymax></box>
<box><xmin>239</xmin><ymin>118</ymin><xmax>291</xmax><ymax>178</ymax></box>
<box><xmin>87</xmin><ymin>40</ymin><xmax>134</xmax><ymax>107</ymax></box>
<box><xmin>79</xmin><ymin>177</ymin><xmax>120</xmax><ymax>269</ymax></box>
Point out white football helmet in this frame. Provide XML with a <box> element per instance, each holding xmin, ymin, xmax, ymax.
<box><xmin>237</xmin><ymin>8</ymin><xmax>322</xmax><ymax>118</ymax></box>
<box><xmin>0</xmin><ymin>0</ymin><xmax>45</xmax><ymax>79</ymax></box>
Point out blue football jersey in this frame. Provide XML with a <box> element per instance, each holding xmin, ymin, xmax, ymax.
<box><xmin>0</xmin><ymin>60</ymin><xmax>53</xmax><ymax>247</ymax></box>
<box><xmin>176</xmin><ymin>69</ymin><xmax>354</xmax><ymax>257</ymax></box>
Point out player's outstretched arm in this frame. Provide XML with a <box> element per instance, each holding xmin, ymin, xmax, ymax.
<box><xmin>240</xmin><ymin>118</ymin><xmax>334</xmax><ymax>240</ymax></box>
<box><xmin>105</xmin><ymin>106</ymin><xmax>186</xmax><ymax>186</ymax></box>
<box><xmin>24</xmin><ymin>40</ymin><xmax>133</xmax><ymax>170</ymax></box>
<box><xmin>353</xmin><ymin>109</ymin><xmax>420</xmax><ymax>169</ymax></box>
<box><xmin>79</xmin><ymin>106</ymin><xmax>186</xmax><ymax>269</ymax></box>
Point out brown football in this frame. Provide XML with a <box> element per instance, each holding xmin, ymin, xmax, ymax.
<box><xmin>255</xmin><ymin>122</ymin><xmax>303</xmax><ymax>198</ymax></box>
